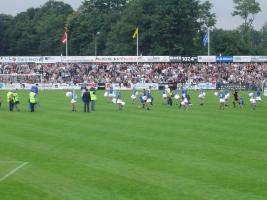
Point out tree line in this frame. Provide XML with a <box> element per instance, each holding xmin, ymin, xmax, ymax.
<box><xmin>0</xmin><ymin>0</ymin><xmax>266</xmax><ymax>56</ymax></box>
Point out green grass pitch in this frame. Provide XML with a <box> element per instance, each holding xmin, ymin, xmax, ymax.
<box><xmin>0</xmin><ymin>90</ymin><xmax>266</xmax><ymax>200</ymax></box>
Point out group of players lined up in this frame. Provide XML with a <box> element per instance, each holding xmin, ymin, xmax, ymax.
<box><xmin>0</xmin><ymin>85</ymin><xmax>263</xmax><ymax>112</ymax></box>
<box><xmin>103</xmin><ymin>84</ymin><xmax>263</xmax><ymax>111</ymax></box>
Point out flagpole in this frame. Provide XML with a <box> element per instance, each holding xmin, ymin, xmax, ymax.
<box><xmin>66</xmin><ymin>36</ymin><xmax>68</xmax><ymax>57</ymax></box>
<box><xmin>137</xmin><ymin>29</ymin><xmax>139</xmax><ymax>65</ymax></box>
<box><xmin>65</xmin><ymin>27</ymin><xmax>68</xmax><ymax>64</ymax></box>
<box><xmin>208</xmin><ymin>27</ymin><xmax>210</xmax><ymax>56</ymax></box>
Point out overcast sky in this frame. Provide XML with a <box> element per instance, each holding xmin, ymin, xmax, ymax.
<box><xmin>0</xmin><ymin>0</ymin><xmax>266</xmax><ymax>30</ymax></box>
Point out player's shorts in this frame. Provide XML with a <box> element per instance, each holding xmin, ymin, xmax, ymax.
<box><xmin>256</xmin><ymin>96</ymin><xmax>261</xmax><ymax>101</ymax></box>
<box><xmin>198</xmin><ymin>94</ymin><xmax>204</xmax><ymax>98</ymax></box>
<box><xmin>142</xmin><ymin>96</ymin><xmax>147</xmax><ymax>101</ymax></box>
<box><xmin>71</xmin><ymin>99</ymin><xmax>77</xmax><ymax>104</ymax></box>
<box><xmin>112</xmin><ymin>98</ymin><xmax>117</xmax><ymax>104</ymax></box>
<box><xmin>108</xmin><ymin>93</ymin><xmax>114</xmax><ymax>97</ymax></box>
<box><xmin>117</xmin><ymin>99</ymin><xmax>123</xmax><ymax>104</ymax></box>
<box><xmin>181</xmin><ymin>101</ymin><xmax>188</xmax><ymax>106</ymax></box>
<box><xmin>220</xmin><ymin>98</ymin><xmax>225</xmax><ymax>103</ymax></box>
<box><xmin>131</xmin><ymin>95</ymin><xmax>136</xmax><ymax>99</ymax></box>
<box><xmin>104</xmin><ymin>92</ymin><xmax>108</xmax><ymax>97</ymax></box>
<box><xmin>250</xmin><ymin>98</ymin><xmax>256</xmax><ymax>104</ymax></box>
<box><xmin>162</xmin><ymin>94</ymin><xmax>167</xmax><ymax>98</ymax></box>
<box><xmin>174</xmin><ymin>94</ymin><xmax>180</xmax><ymax>100</ymax></box>
<box><xmin>147</xmin><ymin>98</ymin><xmax>152</xmax><ymax>103</ymax></box>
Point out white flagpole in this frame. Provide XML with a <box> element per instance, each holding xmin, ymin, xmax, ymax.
<box><xmin>137</xmin><ymin>29</ymin><xmax>139</xmax><ymax>64</ymax></box>
<box><xmin>66</xmin><ymin>31</ymin><xmax>68</xmax><ymax>65</ymax></box>
<box><xmin>208</xmin><ymin>28</ymin><xmax>210</xmax><ymax>56</ymax></box>
<box><xmin>66</xmin><ymin>34</ymin><xmax>68</xmax><ymax>57</ymax></box>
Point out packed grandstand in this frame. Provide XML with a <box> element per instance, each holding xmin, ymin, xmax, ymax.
<box><xmin>0</xmin><ymin>56</ymin><xmax>266</xmax><ymax>91</ymax></box>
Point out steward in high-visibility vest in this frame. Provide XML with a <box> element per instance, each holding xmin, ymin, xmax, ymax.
<box><xmin>13</xmin><ymin>91</ymin><xmax>20</xmax><ymax>112</ymax></box>
<box><xmin>7</xmin><ymin>91</ymin><xmax>13</xmax><ymax>103</ymax></box>
<box><xmin>90</xmin><ymin>89</ymin><xmax>97</xmax><ymax>111</ymax></box>
<box><xmin>29</xmin><ymin>91</ymin><xmax>37</xmax><ymax>112</ymax></box>
<box><xmin>7</xmin><ymin>91</ymin><xmax>14</xmax><ymax>111</ymax></box>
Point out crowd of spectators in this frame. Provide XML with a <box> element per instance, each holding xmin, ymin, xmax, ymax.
<box><xmin>0</xmin><ymin>63</ymin><xmax>266</xmax><ymax>89</ymax></box>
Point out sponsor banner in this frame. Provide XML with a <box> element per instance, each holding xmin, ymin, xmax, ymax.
<box><xmin>233</xmin><ymin>56</ymin><xmax>252</xmax><ymax>63</ymax></box>
<box><xmin>0</xmin><ymin>83</ymin><xmax>31</xmax><ymax>90</ymax></box>
<box><xmin>0</xmin><ymin>57</ymin><xmax>43</xmax><ymax>63</ymax></box>
<box><xmin>63</xmin><ymin>56</ymin><xmax>96</xmax><ymax>63</ymax></box>
<box><xmin>95</xmin><ymin>56</ymin><xmax>170</xmax><ymax>63</ymax></box>
<box><xmin>169</xmin><ymin>56</ymin><xmax>182</xmax><ymax>62</ymax></box>
<box><xmin>216</xmin><ymin>56</ymin><xmax>233</xmax><ymax>63</ymax></box>
<box><xmin>181</xmin><ymin>56</ymin><xmax>198</xmax><ymax>63</ymax></box>
<box><xmin>0</xmin><ymin>83</ymin><xmax>83</xmax><ymax>90</ymax></box>
<box><xmin>42</xmin><ymin>56</ymin><xmax>62</xmax><ymax>63</ymax></box>
<box><xmin>0</xmin><ymin>57</ymin><xmax>16</xmax><ymax>63</ymax></box>
<box><xmin>183</xmin><ymin>82</ymin><xmax>216</xmax><ymax>90</ymax></box>
<box><xmin>96</xmin><ymin>56</ymin><xmax>137</xmax><ymax>63</ymax></box>
<box><xmin>134</xmin><ymin>83</ymin><xmax>159</xmax><ymax>90</ymax></box>
<box><xmin>250</xmin><ymin>56</ymin><xmax>267</xmax><ymax>62</ymax></box>
<box><xmin>197</xmin><ymin>56</ymin><xmax>216</xmax><ymax>62</ymax></box>
<box><xmin>140</xmin><ymin>56</ymin><xmax>169</xmax><ymax>63</ymax></box>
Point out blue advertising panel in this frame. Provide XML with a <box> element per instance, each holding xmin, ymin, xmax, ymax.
<box><xmin>216</xmin><ymin>56</ymin><xmax>233</xmax><ymax>63</ymax></box>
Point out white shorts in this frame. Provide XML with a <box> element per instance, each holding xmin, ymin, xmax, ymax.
<box><xmin>220</xmin><ymin>99</ymin><xmax>225</xmax><ymax>103</ymax></box>
<box><xmin>131</xmin><ymin>95</ymin><xmax>136</xmax><ymax>99</ymax></box>
<box><xmin>147</xmin><ymin>98</ymin><xmax>152</xmax><ymax>103</ymax></box>
<box><xmin>250</xmin><ymin>98</ymin><xmax>256</xmax><ymax>104</ymax></box>
<box><xmin>112</xmin><ymin>98</ymin><xmax>117</xmax><ymax>104</ymax></box>
<box><xmin>142</xmin><ymin>96</ymin><xmax>147</xmax><ymax>101</ymax></box>
<box><xmin>117</xmin><ymin>99</ymin><xmax>123</xmax><ymax>104</ymax></box>
<box><xmin>108</xmin><ymin>93</ymin><xmax>114</xmax><ymax>97</ymax></box>
<box><xmin>174</xmin><ymin>94</ymin><xmax>180</xmax><ymax>100</ymax></box>
<box><xmin>162</xmin><ymin>94</ymin><xmax>167</xmax><ymax>98</ymax></box>
<box><xmin>181</xmin><ymin>101</ymin><xmax>187</xmax><ymax>106</ymax></box>
<box><xmin>71</xmin><ymin>99</ymin><xmax>77</xmax><ymax>104</ymax></box>
<box><xmin>198</xmin><ymin>94</ymin><xmax>204</xmax><ymax>99</ymax></box>
<box><xmin>104</xmin><ymin>92</ymin><xmax>108</xmax><ymax>97</ymax></box>
<box><xmin>256</xmin><ymin>97</ymin><xmax>261</xmax><ymax>101</ymax></box>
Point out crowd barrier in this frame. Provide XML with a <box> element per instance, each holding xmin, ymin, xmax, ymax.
<box><xmin>1</xmin><ymin>82</ymin><xmax>264</xmax><ymax>92</ymax></box>
<box><xmin>1</xmin><ymin>56</ymin><xmax>267</xmax><ymax>63</ymax></box>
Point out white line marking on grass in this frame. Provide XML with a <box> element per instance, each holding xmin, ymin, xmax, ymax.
<box><xmin>0</xmin><ymin>162</ymin><xmax>28</xmax><ymax>182</ymax></box>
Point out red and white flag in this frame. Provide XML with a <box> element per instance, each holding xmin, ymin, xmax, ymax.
<box><xmin>61</xmin><ymin>31</ymin><xmax>68</xmax><ymax>45</ymax></box>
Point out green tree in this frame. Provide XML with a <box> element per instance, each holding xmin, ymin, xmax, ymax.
<box><xmin>232</xmin><ymin>0</ymin><xmax>261</xmax><ymax>32</ymax></box>
<box><xmin>68</xmin><ymin>0</ymin><xmax>129</xmax><ymax>56</ymax></box>
<box><xmin>0</xmin><ymin>14</ymin><xmax>13</xmax><ymax>55</ymax></box>
<box><xmin>6</xmin><ymin>0</ymin><xmax>73</xmax><ymax>56</ymax></box>
<box><xmin>106</xmin><ymin>0</ymin><xmax>216</xmax><ymax>55</ymax></box>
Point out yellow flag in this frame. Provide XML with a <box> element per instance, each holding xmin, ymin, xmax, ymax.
<box><xmin>132</xmin><ymin>27</ymin><xmax>138</xmax><ymax>39</ymax></box>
